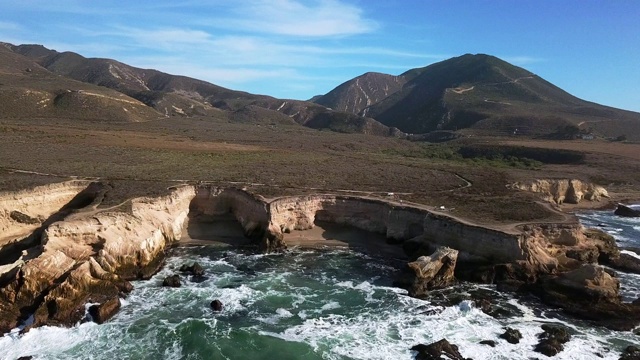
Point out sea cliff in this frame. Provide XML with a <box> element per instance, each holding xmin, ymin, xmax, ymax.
<box><xmin>1</xmin><ymin>182</ymin><xmax>638</xmax><ymax>333</ymax></box>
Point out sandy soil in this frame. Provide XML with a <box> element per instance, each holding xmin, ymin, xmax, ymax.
<box><xmin>284</xmin><ymin>221</ymin><xmax>406</xmax><ymax>259</ymax></box>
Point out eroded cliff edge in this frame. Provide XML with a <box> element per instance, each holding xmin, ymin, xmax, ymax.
<box><xmin>1</xmin><ymin>181</ymin><xmax>638</xmax><ymax>334</ymax></box>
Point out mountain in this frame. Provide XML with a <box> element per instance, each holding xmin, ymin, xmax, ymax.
<box><xmin>5</xmin><ymin>43</ymin><xmax>638</xmax><ymax>140</ymax></box>
<box><xmin>4</xmin><ymin>43</ymin><xmax>396</xmax><ymax>136</ymax></box>
<box><xmin>313</xmin><ymin>72</ymin><xmax>406</xmax><ymax>115</ymax></box>
<box><xmin>313</xmin><ymin>54</ymin><xmax>640</xmax><ymax>139</ymax></box>
<box><xmin>0</xmin><ymin>43</ymin><xmax>160</xmax><ymax>122</ymax></box>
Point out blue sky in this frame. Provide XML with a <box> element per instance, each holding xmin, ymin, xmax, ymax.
<box><xmin>1</xmin><ymin>0</ymin><xmax>639</xmax><ymax>111</ymax></box>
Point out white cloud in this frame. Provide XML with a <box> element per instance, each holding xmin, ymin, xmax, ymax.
<box><xmin>216</xmin><ymin>0</ymin><xmax>377</xmax><ymax>37</ymax></box>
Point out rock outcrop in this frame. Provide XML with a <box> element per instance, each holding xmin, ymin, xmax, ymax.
<box><xmin>394</xmin><ymin>247</ymin><xmax>458</xmax><ymax>297</ymax></box>
<box><xmin>1</xmin><ymin>181</ymin><xmax>636</xmax><ymax>333</ymax></box>
<box><xmin>0</xmin><ymin>184</ymin><xmax>195</xmax><ymax>333</ymax></box>
<box><xmin>0</xmin><ymin>181</ymin><xmax>95</xmax><ymax>247</ymax></box>
<box><xmin>538</xmin><ymin>264</ymin><xmax>640</xmax><ymax>330</ymax></box>
<box><xmin>180</xmin><ymin>262</ymin><xmax>204</xmax><ymax>277</ymax></box>
<box><xmin>615</xmin><ymin>204</ymin><xmax>640</xmax><ymax>218</ymax></box>
<box><xmin>210</xmin><ymin>299</ymin><xmax>223</xmax><ymax>312</ymax></box>
<box><xmin>499</xmin><ymin>327</ymin><xmax>523</xmax><ymax>344</ymax></box>
<box><xmin>411</xmin><ymin>339</ymin><xmax>468</xmax><ymax>360</ymax></box>
<box><xmin>534</xmin><ymin>325</ymin><xmax>571</xmax><ymax>357</ymax></box>
<box><xmin>511</xmin><ymin>179</ymin><xmax>609</xmax><ymax>204</ymax></box>
<box><xmin>88</xmin><ymin>297</ymin><xmax>121</xmax><ymax>324</ymax></box>
<box><xmin>162</xmin><ymin>275</ymin><xmax>181</xmax><ymax>287</ymax></box>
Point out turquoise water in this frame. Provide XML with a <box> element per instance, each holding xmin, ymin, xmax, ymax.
<box><xmin>2</xmin><ymin>207</ymin><xmax>640</xmax><ymax>359</ymax></box>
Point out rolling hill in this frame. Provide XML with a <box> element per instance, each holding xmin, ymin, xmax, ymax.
<box><xmin>3</xmin><ymin>43</ymin><xmax>639</xmax><ymax>140</ymax></box>
<box><xmin>313</xmin><ymin>54</ymin><xmax>640</xmax><ymax>140</ymax></box>
<box><xmin>0</xmin><ymin>43</ymin><xmax>160</xmax><ymax>122</ymax></box>
<box><xmin>4</xmin><ymin>43</ymin><xmax>395</xmax><ymax>136</ymax></box>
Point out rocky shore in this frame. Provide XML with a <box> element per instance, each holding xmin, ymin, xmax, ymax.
<box><xmin>1</xmin><ymin>180</ymin><xmax>640</xmax><ymax>347</ymax></box>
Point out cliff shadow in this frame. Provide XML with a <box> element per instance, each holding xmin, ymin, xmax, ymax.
<box><xmin>284</xmin><ymin>219</ymin><xmax>406</xmax><ymax>259</ymax></box>
<box><xmin>183</xmin><ymin>212</ymin><xmax>253</xmax><ymax>247</ymax></box>
<box><xmin>0</xmin><ymin>182</ymin><xmax>104</xmax><ymax>269</ymax></box>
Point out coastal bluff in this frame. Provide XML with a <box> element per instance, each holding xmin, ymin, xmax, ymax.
<box><xmin>1</xmin><ymin>181</ymin><xmax>638</xmax><ymax>333</ymax></box>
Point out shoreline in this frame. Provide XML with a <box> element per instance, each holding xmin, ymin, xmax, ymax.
<box><xmin>179</xmin><ymin>219</ymin><xmax>407</xmax><ymax>260</ymax></box>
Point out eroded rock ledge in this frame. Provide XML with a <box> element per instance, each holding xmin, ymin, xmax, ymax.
<box><xmin>1</xmin><ymin>181</ymin><xmax>639</xmax><ymax>334</ymax></box>
<box><xmin>510</xmin><ymin>179</ymin><xmax>609</xmax><ymax>205</ymax></box>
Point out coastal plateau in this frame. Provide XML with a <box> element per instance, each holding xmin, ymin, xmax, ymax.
<box><xmin>1</xmin><ymin>179</ymin><xmax>639</xmax><ymax>336</ymax></box>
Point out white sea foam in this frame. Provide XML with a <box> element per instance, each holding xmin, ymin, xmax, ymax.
<box><xmin>622</xmin><ymin>249</ymin><xmax>640</xmax><ymax>260</ymax></box>
<box><xmin>3</xmin><ymin>245</ymin><xmax>639</xmax><ymax>359</ymax></box>
<box><xmin>320</xmin><ymin>301</ymin><xmax>341</xmax><ymax>311</ymax></box>
<box><xmin>262</xmin><ymin>297</ymin><xmax>622</xmax><ymax>360</ymax></box>
<box><xmin>256</xmin><ymin>308</ymin><xmax>295</xmax><ymax>325</ymax></box>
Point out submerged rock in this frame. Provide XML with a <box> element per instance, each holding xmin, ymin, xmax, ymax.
<box><xmin>534</xmin><ymin>324</ymin><xmax>571</xmax><ymax>357</ymax></box>
<box><xmin>614</xmin><ymin>204</ymin><xmax>640</xmax><ymax>218</ymax></box>
<box><xmin>162</xmin><ymin>274</ymin><xmax>181</xmax><ymax>287</ymax></box>
<box><xmin>394</xmin><ymin>247</ymin><xmax>458</xmax><ymax>297</ymax></box>
<box><xmin>180</xmin><ymin>262</ymin><xmax>205</xmax><ymax>277</ymax></box>
<box><xmin>499</xmin><ymin>327</ymin><xmax>523</xmax><ymax>344</ymax></box>
<box><xmin>88</xmin><ymin>297</ymin><xmax>121</xmax><ymax>324</ymax></box>
<box><xmin>210</xmin><ymin>299</ymin><xmax>223</xmax><ymax>312</ymax></box>
<box><xmin>411</xmin><ymin>339</ymin><xmax>468</xmax><ymax>360</ymax></box>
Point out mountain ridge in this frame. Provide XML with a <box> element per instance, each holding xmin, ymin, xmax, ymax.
<box><xmin>313</xmin><ymin>53</ymin><xmax>640</xmax><ymax>139</ymax></box>
<box><xmin>2</xmin><ymin>42</ymin><xmax>639</xmax><ymax>140</ymax></box>
<box><xmin>2</xmin><ymin>42</ymin><xmax>396</xmax><ymax>136</ymax></box>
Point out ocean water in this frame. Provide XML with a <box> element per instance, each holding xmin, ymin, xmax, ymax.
<box><xmin>2</xmin><ymin>207</ymin><xmax>640</xmax><ymax>360</ymax></box>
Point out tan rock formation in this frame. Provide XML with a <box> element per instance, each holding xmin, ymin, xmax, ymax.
<box><xmin>0</xmin><ymin>180</ymin><xmax>93</xmax><ymax>247</ymax></box>
<box><xmin>511</xmin><ymin>179</ymin><xmax>609</xmax><ymax>204</ymax></box>
<box><xmin>552</xmin><ymin>264</ymin><xmax>620</xmax><ymax>300</ymax></box>
<box><xmin>394</xmin><ymin>247</ymin><xmax>458</xmax><ymax>297</ymax></box>
<box><xmin>0</xmin><ymin>182</ymin><xmax>634</xmax><ymax>332</ymax></box>
<box><xmin>537</xmin><ymin>263</ymin><xmax>640</xmax><ymax>330</ymax></box>
<box><xmin>0</xmin><ymin>184</ymin><xmax>196</xmax><ymax>332</ymax></box>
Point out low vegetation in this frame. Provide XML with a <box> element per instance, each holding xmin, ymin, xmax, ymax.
<box><xmin>2</xmin><ymin>114</ymin><xmax>639</xmax><ymax>225</ymax></box>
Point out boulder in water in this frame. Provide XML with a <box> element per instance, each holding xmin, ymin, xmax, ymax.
<box><xmin>534</xmin><ymin>324</ymin><xmax>571</xmax><ymax>357</ymax></box>
<box><xmin>499</xmin><ymin>327</ymin><xmax>523</xmax><ymax>344</ymax></box>
<box><xmin>162</xmin><ymin>274</ymin><xmax>181</xmax><ymax>287</ymax></box>
<box><xmin>479</xmin><ymin>340</ymin><xmax>496</xmax><ymax>347</ymax></box>
<box><xmin>180</xmin><ymin>262</ymin><xmax>205</xmax><ymax>277</ymax></box>
<box><xmin>88</xmin><ymin>297</ymin><xmax>121</xmax><ymax>324</ymax></box>
<box><xmin>614</xmin><ymin>204</ymin><xmax>640</xmax><ymax>218</ymax></box>
<box><xmin>609</xmin><ymin>252</ymin><xmax>640</xmax><ymax>274</ymax></box>
<box><xmin>394</xmin><ymin>247</ymin><xmax>458</xmax><ymax>297</ymax></box>
<box><xmin>411</xmin><ymin>339</ymin><xmax>467</xmax><ymax>360</ymax></box>
<box><xmin>538</xmin><ymin>264</ymin><xmax>640</xmax><ymax>330</ymax></box>
<box><xmin>210</xmin><ymin>299</ymin><xmax>223</xmax><ymax>312</ymax></box>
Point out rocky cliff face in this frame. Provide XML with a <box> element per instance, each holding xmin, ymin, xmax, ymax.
<box><xmin>0</xmin><ymin>180</ymin><xmax>94</xmax><ymax>248</ymax></box>
<box><xmin>0</xmin><ymin>184</ymin><xmax>196</xmax><ymax>333</ymax></box>
<box><xmin>1</xmin><ymin>182</ymin><xmax>636</xmax><ymax>333</ymax></box>
<box><xmin>510</xmin><ymin>179</ymin><xmax>609</xmax><ymax>204</ymax></box>
<box><xmin>268</xmin><ymin>196</ymin><xmax>425</xmax><ymax>241</ymax></box>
